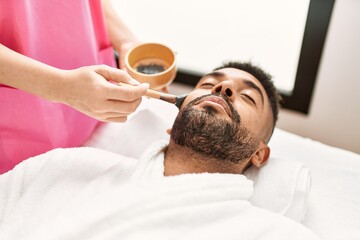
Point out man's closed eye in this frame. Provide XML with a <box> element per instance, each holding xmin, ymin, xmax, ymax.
<box><xmin>241</xmin><ymin>94</ymin><xmax>256</xmax><ymax>105</ymax></box>
<box><xmin>200</xmin><ymin>82</ymin><xmax>215</xmax><ymax>88</ymax></box>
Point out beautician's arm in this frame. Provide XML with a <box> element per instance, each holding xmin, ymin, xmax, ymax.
<box><xmin>0</xmin><ymin>44</ymin><xmax>148</xmax><ymax>122</ymax></box>
<box><xmin>101</xmin><ymin>0</ymin><xmax>139</xmax><ymax>69</ymax></box>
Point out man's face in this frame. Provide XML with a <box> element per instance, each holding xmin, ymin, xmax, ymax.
<box><xmin>171</xmin><ymin>68</ymin><xmax>272</xmax><ymax>164</ymax></box>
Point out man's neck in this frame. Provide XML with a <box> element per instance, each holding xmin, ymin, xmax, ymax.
<box><xmin>164</xmin><ymin>140</ymin><xmax>244</xmax><ymax>176</ymax></box>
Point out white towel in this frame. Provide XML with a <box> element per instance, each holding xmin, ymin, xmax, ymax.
<box><xmin>134</xmin><ymin>141</ymin><xmax>312</xmax><ymax>222</ymax></box>
<box><xmin>0</xmin><ymin>144</ymin><xmax>319</xmax><ymax>240</ymax></box>
<box><xmin>0</xmin><ymin>147</ymin><xmax>138</xmax><ymax>237</ymax></box>
<box><xmin>131</xmin><ymin>140</ymin><xmax>168</xmax><ymax>180</ymax></box>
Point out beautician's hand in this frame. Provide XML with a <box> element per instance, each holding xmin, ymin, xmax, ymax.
<box><xmin>0</xmin><ymin>44</ymin><xmax>147</xmax><ymax>123</ymax></box>
<box><xmin>58</xmin><ymin>65</ymin><xmax>149</xmax><ymax>122</ymax></box>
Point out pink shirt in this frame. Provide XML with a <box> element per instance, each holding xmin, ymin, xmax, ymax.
<box><xmin>0</xmin><ymin>0</ymin><xmax>116</xmax><ymax>173</ymax></box>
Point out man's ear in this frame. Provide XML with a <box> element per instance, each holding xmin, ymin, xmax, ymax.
<box><xmin>166</xmin><ymin>128</ymin><xmax>172</xmax><ymax>135</ymax></box>
<box><xmin>250</xmin><ymin>142</ymin><xmax>270</xmax><ymax>168</ymax></box>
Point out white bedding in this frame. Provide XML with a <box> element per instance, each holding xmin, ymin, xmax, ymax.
<box><xmin>269</xmin><ymin>129</ymin><xmax>360</xmax><ymax>240</ymax></box>
<box><xmin>84</xmin><ymin>98</ymin><xmax>360</xmax><ymax>240</ymax></box>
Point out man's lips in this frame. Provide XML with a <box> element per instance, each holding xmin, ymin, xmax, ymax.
<box><xmin>196</xmin><ymin>96</ymin><xmax>232</xmax><ymax>117</ymax></box>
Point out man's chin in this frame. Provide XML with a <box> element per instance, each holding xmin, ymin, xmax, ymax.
<box><xmin>171</xmin><ymin>105</ymin><xmax>259</xmax><ymax>163</ymax></box>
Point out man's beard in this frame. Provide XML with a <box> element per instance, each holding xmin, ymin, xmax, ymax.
<box><xmin>171</xmin><ymin>94</ymin><xmax>260</xmax><ymax>164</ymax></box>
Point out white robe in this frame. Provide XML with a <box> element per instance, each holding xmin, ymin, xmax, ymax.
<box><xmin>0</xmin><ymin>142</ymin><xmax>320</xmax><ymax>240</ymax></box>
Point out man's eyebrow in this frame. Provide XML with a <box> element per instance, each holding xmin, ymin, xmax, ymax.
<box><xmin>244</xmin><ymin>80</ymin><xmax>264</xmax><ymax>105</ymax></box>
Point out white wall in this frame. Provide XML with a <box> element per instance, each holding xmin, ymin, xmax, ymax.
<box><xmin>276</xmin><ymin>0</ymin><xmax>360</xmax><ymax>153</ymax></box>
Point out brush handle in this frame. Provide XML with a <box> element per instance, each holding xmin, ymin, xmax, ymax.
<box><xmin>118</xmin><ymin>83</ymin><xmax>177</xmax><ymax>103</ymax></box>
<box><xmin>145</xmin><ymin>89</ymin><xmax>177</xmax><ymax>104</ymax></box>
<box><xmin>144</xmin><ymin>88</ymin><xmax>163</xmax><ymax>99</ymax></box>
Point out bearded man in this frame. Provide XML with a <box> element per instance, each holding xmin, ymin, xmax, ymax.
<box><xmin>0</xmin><ymin>62</ymin><xmax>320</xmax><ymax>240</ymax></box>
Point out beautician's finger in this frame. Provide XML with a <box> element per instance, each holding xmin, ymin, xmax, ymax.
<box><xmin>80</xmin><ymin>107</ymin><xmax>128</xmax><ymax>120</ymax></box>
<box><xmin>95</xmin><ymin>65</ymin><xmax>140</xmax><ymax>85</ymax></box>
<box><xmin>93</xmin><ymin>110</ymin><xmax>128</xmax><ymax>118</ymax></box>
<box><xmin>104</xmin><ymin>116</ymin><xmax>128</xmax><ymax>123</ymax></box>
<box><xmin>107</xmin><ymin>83</ymin><xmax>149</xmax><ymax>102</ymax></box>
<box><xmin>100</xmin><ymin>98</ymin><xmax>143</xmax><ymax>114</ymax></box>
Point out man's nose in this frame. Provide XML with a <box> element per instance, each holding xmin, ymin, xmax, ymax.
<box><xmin>211</xmin><ymin>81</ymin><xmax>236</xmax><ymax>101</ymax></box>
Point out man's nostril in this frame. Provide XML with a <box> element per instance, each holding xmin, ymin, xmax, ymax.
<box><xmin>215</xmin><ymin>86</ymin><xmax>222</xmax><ymax>93</ymax></box>
<box><xmin>225</xmin><ymin>88</ymin><xmax>232</xmax><ymax>97</ymax></box>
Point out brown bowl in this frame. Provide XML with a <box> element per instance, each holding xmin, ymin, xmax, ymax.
<box><xmin>125</xmin><ymin>42</ymin><xmax>177</xmax><ymax>90</ymax></box>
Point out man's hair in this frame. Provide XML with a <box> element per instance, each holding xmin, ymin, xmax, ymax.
<box><xmin>214</xmin><ymin>61</ymin><xmax>282</xmax><ymax>132</ymax></box>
